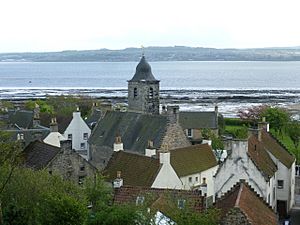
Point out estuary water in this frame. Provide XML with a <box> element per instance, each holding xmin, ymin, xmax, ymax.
<box><xmin>0</xmin><ymin>61</ymin><xmax>300</xmax><ymax>117</ymax></box>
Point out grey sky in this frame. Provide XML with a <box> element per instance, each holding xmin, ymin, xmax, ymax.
<box><xmin>1</xmin><ymin>0</ymin><xmax>300</xmax><ymax>53</ymax></box>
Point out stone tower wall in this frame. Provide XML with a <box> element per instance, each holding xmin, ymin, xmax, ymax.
<box><xmin>128</xmin><ymin>81</ymin><xmax>159</xmax><ymax>115</ymax></box>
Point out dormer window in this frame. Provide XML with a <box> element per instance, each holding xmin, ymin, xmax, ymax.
<box><xmin>149</xmin><ymin>87</ymin><xmax>154</xmax><ymax>99</ymax></box>
<box><xmin>134</xmin><ymin>88</ymin><xmax>137</xmax><ymax>98</ymax></box>
<box><xmin>177</xmin><ymin>199</ymin><xmax>186</xmax><ymax>209</ymax></box>
<box><xmin>136</xmin><ymin>196</ymin><xmax>145</xmax><ymax>205</ymax></box>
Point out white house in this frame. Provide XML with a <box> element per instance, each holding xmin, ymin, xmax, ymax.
<box><xmin>43</xmin><ymin>118</ymin><xmax>67</xmax><ymax>147</ymax></box>
<box><xmin>104</xmin><ymin>139</ymin><xmax>219</xmax><ymax>200</ymax></box>
<box><xmin>214</xmin><ymin>138</ymin><xmax>278</xmax><ymax>209</ymax></box>
<box><xmin>63</xmin><ymin>109</ymin><xmax>91</xmax><ymax>160</ymax></box>
<box><xmin>214</xmin><ymin>125</ymin><xmax>295</xmax><ymax>217</ymax></box>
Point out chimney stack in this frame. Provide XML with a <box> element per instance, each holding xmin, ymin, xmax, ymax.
<box><xmin>113</xmin><ymin>134</ymin><xmax>124</xmax><ymax>152</ymax></box>
<box><xmin>145</xmin><ymin>140</ymin><xmax>156</xmax><ymax>157</ymax></box>
<box><xmin>50</xmin><ymin>118</ymin><xmax>58</xmax><ymax>132</ymax></box>
<box><xmin>167</xmin><ymin>105</ymin><xmax>179</xmax><ymax>123</ymax></box>
<box><xmin>113</xmin><ymin>171</ymin><xmax>123</xmax><ymax>188</ymax></box>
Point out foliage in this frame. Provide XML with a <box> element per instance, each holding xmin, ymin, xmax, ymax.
<box><xmin>262</xmin><ymin>107</ymin><xmax>290</xmax><ymax>135</ymax></box>
<box><xmin>174</xmin><ymin>208</ymin><xmax>220</xmax><ymax>225</ymax></box>
<box><xmin>224</xmin><ymin>118</ymin><xmax>249</xmax><ymax>127</ymax></box>
<box><xmin>84</xmin><ymin>174</ymin><xmax>112</xmax><ymax>212</ymax></box>
<box><xmin>1</xmin><ymin>168</ymin><xmax>87</xmax><ymax>225</ymax></box>
<box><xmin>201</xmin><ymin>128</ymin><xmax>224</xmax><ymax>150</ymax></box>
<box><xmin>286</xmin><ymin>121</ymin><xmax>300</xmax><ymax>150</ymax></box>
<box><xmin>87</xmin><ymin>204</ymin><xmax>142</xmax><ymax>225</ymax></box>
<box><xmin>237</xmin><ymin>105</ymin><xmax>269</xmax><ymax>125</ymax></box>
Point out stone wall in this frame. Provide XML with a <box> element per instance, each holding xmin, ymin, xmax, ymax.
<box><xmin>160</xmin><ymin>122</ymin><xmax>191</xmax><ymax>150</ymax></box>
<box><xmin>222</xmin><ymin>208</ymin><xmax>251</xmax><ymax>225</ymax></box>
<box><xmin>48</xmin><ymin>147</ymin><xmax>97</xmax><ymax>184</ymax></box>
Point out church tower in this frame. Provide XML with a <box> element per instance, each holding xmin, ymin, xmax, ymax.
<box><xmin>128</xmin><ymin>56</ymin><xmax>160</xmax><ymax>115</ymax></box>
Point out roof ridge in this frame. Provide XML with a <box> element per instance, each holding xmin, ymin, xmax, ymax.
<box><xmin>234</xmin><ymin>182</ymin><xmax>243</xmax><ymax>207</ymax></box>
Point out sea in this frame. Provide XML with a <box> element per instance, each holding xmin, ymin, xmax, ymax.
<box><xmin>0</xmin><ymin>61</ymin><xmax>300</xmax><ymax>117</ymax></box>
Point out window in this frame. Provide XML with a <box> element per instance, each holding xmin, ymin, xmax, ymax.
<box><xmin>80</xmin><ymin>165</ymin><xmax>85</xmax><ymax>172</ymax></box>
<box><xmin>134</xmin><ymin>87</ymin><xmax>137</xmax><ymax>98</ymax></box>
<box><xmin>80</xmin><ymin>143</ymin><xmax>85</xmax><ymax>149</ymax></box>
<box><xmin>177</xmin><ymin>199</ymin><xmax>186</xmax><ymax>209</ymax></box>
<box><xmin>195</xmin><ymin>177</ymin><xmax>198</xmax><ymax>182</ymax></box>
<box><xmin>68</xmin><ymin>134</ymin><xmax>72</xmax><ymax>140</ymax></box>
<box><xmin>78</xmin><ymin>176</ymin><xmax>85</xmax><ymax>185</ymax></box>
<box><xmin>136</xmin><ymin>196</ymin><xmax>144</xmax><ymax>205</ymax></box>
<box><xmin>187</xmin><ymin>129</ymin><xmax>193</xmax><ymax>137</ymax></box>
<box><xmin>149</xmin><ymin>87</ymin><xmax>154</xmax><ymax>99</ymax></box>
<box><xmin>83</xmin><ymin>133</ymin><xmax>88</xmax><ymax>140</ymax></box>
<box><xmin>278</xmin><ymin>180</ymin><xmax>284</xmax><ymax>189</ymax></box>
<box><xmin>189</xmin><ymin>177</ymin><xmax>192</xmax><ymax>183</ymax></box>
<box><xmin>268</xmin><ymin>194</ymin><xmax>270</xmax><ymax>203</ymax></box>
<box><xmin>273</xmin><ymin>187</ymin><xmax>275</xmax><ymax>200</ymax></box>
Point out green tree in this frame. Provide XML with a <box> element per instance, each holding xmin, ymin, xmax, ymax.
<box><xmin>286</xmin><ymin>121</ymin><xmax>300</xmax><ymax>162</ymax></box>
<box><xmin>262</xmin><ymin>107</ymin><xmax>290</xmax><ymax>135</ymax></box>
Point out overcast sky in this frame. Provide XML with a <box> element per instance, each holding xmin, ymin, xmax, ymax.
<box><xmin>1</xmin><ymin>0</ymin><xmax>300</xmax><ymax>53</ymax></box>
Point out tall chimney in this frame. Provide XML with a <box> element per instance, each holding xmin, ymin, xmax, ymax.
<box><xmin>113</xmin><ymin>134</ymin><xmax>123</xmax><ymax>152</ymax></box>
<box><xmin>50</xmin><ymin>118</ymin><xmax>58</xmax><ymax>132</ymax></box>
<box><xmin>33</xmin><ymin>103</ymin><xmax>40</xmax><ymax>127</ymax></box>
<box><xmin>113</xmin><ymin>171</ymin><xmax>123</xmax><ymax>188</ymax></box>
<box><xmin>258</xmin><ymin>117</ymin><xmax>269</xmax><ymax>133</ymax></box>
<box><xmin>145</xmin><ymin>140</ymin><xmax>156</xmax><ymax>157</ymax></box>
<box><xmin>167</xmin><ymin>105</ymin><xmax>179</xmax><ymax>123</ymax></box>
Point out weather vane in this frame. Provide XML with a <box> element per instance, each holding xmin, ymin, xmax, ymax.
<box><xmin>141</xmin><ymin>45</ymin><xmax>145</xmax><ymax>56</ymax></box>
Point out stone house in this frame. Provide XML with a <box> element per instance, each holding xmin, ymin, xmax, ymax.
<box><xmin>214</xmin><ymin>124</ymin><xmax>295</xmax><ymax>217</ymax></box>
<box><xmin>22</xmin><ymin>140</ymin><xmax>97</xmax><ymax>184</ymax></box>
<box><xmin>63</xmin><ymin>108</ymin><xmax>91</xmax><ymax>160</ymax></box>
<box><xmin>215</xmin><ymin>180</ymin><xmax>277</xmax><ymax>225</ymax></box>
<box><xmin>179</xmin><ymin>107</ymin><xmax>219</xmax><ymax>145</ymax></box>
<box><xmin>103</xmin><ymin>142</ymin><xmax>218</xmax><ymax>200</ymax></box>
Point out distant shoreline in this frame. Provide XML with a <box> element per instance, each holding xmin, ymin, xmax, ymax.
<box><xmin>2</xmin><ymin>46</ymin><xmax>300</xmax><ymax>62</ymax></box>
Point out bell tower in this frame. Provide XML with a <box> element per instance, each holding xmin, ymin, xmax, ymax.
<box><xmin>128</xmin><ymin>56</ymin><xmax>160</xmax><ymax>115</ymax></box>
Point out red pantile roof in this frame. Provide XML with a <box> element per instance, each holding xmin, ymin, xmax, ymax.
<box><xmin>216</xmin><ymin>181</ymin><xmax>277</xmax><ymax>225</ymax></box>
<box><xmin>261</xmin><ymin>130</ymin><xmax>295</xmax><ymax>168</ymax></box>
<box><xmin>113</xmin><ymin>185</ymin><xmax>204</xmax><ymax>215</ymax></box>
<box><xmin>248</xmin><ymin>135</ymin><xmax>277</xmax><ymax>180</ymax></box>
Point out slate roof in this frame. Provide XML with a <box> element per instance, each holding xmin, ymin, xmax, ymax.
<box><xmin>22</xmin><ymin>141</ymin><xmax>61</xmax><ymax>170</ymax></box>
<box><xmin>103</xmin><ymin>151</ymin><xmax>161</xmax><ymax>187</ymax></box>
<box><xmin>113</xmin><ymin>186</ymin><xmax>204</xmax><ymax>215</ymax></box>
<box><xmin>89</xmin><ymin>111</ymin><xmax>168</xmax><ymax>154</ymax></box>
<box><xmin>216</xmin><ymin>181</ymin><xmax>277</xmax><ymax>225</ymax></box>
<box><xmin>170</xmin><ymin>144</ymin><xmax>218</xmax><ymax>177</ymax></box>
<box><xmin>248</xmin><ymin>135</ymin><xmax>277</xmax><ymax>180</ymax></box>
<box><xmin>8</xmin><ymin>109</ymin><xmax>34</xmax><ymax>129</ymax></box>
<box><xmin>5</xmin><ymin>128</ymin><xmax>50</xmax><ymax>148</ymax></box>
<box><xmin>179</xmin><ymin>111</ymin><xmax>217</xmax><ymax>129</ymax></box>
<box><xmin>261</xmin><ymin>130</ymin><xmax>295</xmax><ymax>168</ymax></box>
<box><xmin>128</xmin><ymin>56</ymin><xmax>159</xmax><ymax>82</ymax></box>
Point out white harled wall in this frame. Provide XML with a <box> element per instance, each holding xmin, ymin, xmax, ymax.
<box><xmin>64</xmin><ymin>111</ymin><xmax>91</xmax><ymax>157</ymax></box>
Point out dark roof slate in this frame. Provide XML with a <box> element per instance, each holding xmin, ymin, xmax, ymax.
<box><xmin>179</xmin><ymin>111</ymin><xmax>217</xmax><ymax>129</ymax></box>
<box><xmin>171</xmin><ymin>144</ymin><xmax>218</xmax><ymax>177</ymax></box>
<box><xmin>216</xmin><ymin>181</ymin><xmax>277</xmax><ymax>225</ymax></box>
<box><xmin>8</xmin><ymin>110</ymin><xmax>34</xmax><ymax>129</ymax></box>
<box><xmin>128</xmin><ymin>56</ymin><xmax>159</xmax><ymax>82</ymax></box>
<box><xmin>89</xmin><ymin>111</ymin><xmax>168</xmax><ymax>154</ymax></box>
<box><xmin>103</xmin><ymin>151</ymin><xmax>161</xmax><ymax>187</ymax></box>
<box><xmin>22</xmin><ymin>141</ymin><xmax>61</xmax><ymax>170</ymax></box>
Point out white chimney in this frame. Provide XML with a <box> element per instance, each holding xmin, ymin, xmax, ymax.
<box><xmin>113</xmin><ymin>171</ymin><xmax>123</xmax><ymax>188</ymax></box>
<box><xmin>159</xmin><ymin>151</ymin><xmax>170</xmax><ymax>164</ymax></box>
<box><xmin>145</xmin><ymin>140</ymin><xmax>156</xmax><ymax>157</ymax></box>
<box><xmin>113</xmin><ymin>135</ymin><xmax>123</xmax><ymax>152</ymax></box>
<box><xmin>200</xmin><ymin>177</ymin><xmax>207</xmax><ymax>197</ymax></box>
